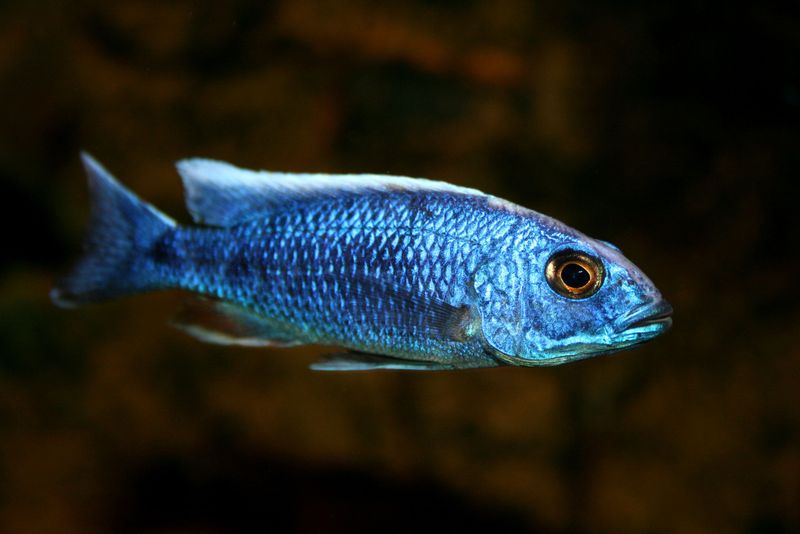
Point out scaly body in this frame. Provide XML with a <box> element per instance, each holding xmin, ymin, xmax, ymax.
<box><xmin>154</xmin><ymin>192</ymin><xmax>524</xmax><ymax>367</ymax></box>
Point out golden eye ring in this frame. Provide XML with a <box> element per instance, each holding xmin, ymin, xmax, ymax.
<box><xmin>545</xmin><ymin>250</ymin><xmax>605</xmax><ymax>299</ymax></box>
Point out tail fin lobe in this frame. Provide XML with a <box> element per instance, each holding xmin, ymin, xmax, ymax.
<box><xmin>51</xmin><ymin>153</ymin><xmax>176</xmax><ymax>307</ymax></box>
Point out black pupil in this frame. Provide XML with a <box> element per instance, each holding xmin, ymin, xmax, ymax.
<box><xmin>561</xmin><ymin>263</ymin><xmax>591</xmax><ymax>289</ymax></box>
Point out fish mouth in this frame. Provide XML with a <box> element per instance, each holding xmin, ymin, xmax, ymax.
<box><xmin>614</xmin><ymin>300</ymin><xmax>673</xmax><ymax>340</ymax></box>
<box><xmin>500</xmin><ymin>300</ymin><xmax>674</xmax><ymax>366</ymax></box>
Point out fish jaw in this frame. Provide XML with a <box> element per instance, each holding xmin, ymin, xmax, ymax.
<box><xmin>508</xmin><ymin>298</ymin><xmax>673</xmax><ymax>366</ymax></box>
<box><xmin>609</xmin><ymin>299</ymin><xmax>673</xmax><ymax>344</ymax></box>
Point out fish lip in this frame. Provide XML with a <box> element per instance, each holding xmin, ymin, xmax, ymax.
<box><xmin>614</xmin><ymin>300</ymin><xmax>673</xmax><ymax>334</ymax></box>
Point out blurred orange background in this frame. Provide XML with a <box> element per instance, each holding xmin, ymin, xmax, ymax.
<box><xmin>1</xmin><ymin>1</ymin><xmax>798</xmax><ymax>532</ymax></box>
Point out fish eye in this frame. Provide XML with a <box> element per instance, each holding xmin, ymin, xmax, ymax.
<box><xmin>545</xmin><ymin>250</ymin><xmax>604</xmax><ymax>299</ymax></box>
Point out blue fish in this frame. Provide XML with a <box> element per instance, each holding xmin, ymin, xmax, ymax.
<box><xmin>52</xmin><ymin>153</ymin><xmax>672</xmax><ymax>371</ymax></box>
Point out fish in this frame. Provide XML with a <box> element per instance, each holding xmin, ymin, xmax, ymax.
<box><xmin>52</xmin><ymin>153</ymin><xmax>672</xmax><ymax>371</ymax></box>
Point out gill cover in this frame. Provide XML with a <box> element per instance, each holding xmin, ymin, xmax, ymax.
<box><xmin>474</xmin><ymin>256</ymin><xmax>524</xmax><ymax>361</ymax></box>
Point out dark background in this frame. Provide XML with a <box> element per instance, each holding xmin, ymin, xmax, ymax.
<box><xmin>1</xmin><ymin>1</ymin><xmax>799</xmax><ymax>532</ymax></box>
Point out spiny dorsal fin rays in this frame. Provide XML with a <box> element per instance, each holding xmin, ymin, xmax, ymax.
<box><xmin>175</xmin><ymin>158</ymin><xmax>489</xmax><ymax>227</ymax></box>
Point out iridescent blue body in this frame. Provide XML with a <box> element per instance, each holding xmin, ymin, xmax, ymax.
<box><xmin>53</xmin><ymin>154</ymin><xmax>672</xmax><ymax>370</ymax></box>
<box><xmin>152</xmin><ymin>192</ymin><xmax>509</xmax><ymax>368</ymax></box>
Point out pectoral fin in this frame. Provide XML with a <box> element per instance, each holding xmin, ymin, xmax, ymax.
<box><xmin>172</xmin><ymin>297</ymin><xmax>302</xmax><ymax>347</ymax></box>
<box><xmin>311</xmin><ymin>352</ymin><xmax>458</xmax><ymax>371</ymax></box>
<box><xmin>338</xmin><ymin>274</ymin><xmax>481</xmax><ymax>343</ymax></box>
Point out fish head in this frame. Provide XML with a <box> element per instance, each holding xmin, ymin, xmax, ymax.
<box><xmin>478</xmin><ymin>221</ymin><xmax>672</xmax><ymax>366</ymax></box>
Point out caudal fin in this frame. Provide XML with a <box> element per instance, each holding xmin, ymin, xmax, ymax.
<box><xmin>51</xmin><ymin>153</ymin><xmax>176</xmax><ymax>307</ymax></box>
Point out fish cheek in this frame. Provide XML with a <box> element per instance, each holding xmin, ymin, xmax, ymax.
<box><xmin>518</xmin><ymin>294</ymin><xmax>565</xmax><ymax>353</ymax></box>
<box><xmin>516</xmin><ymin>288</ymin><xmax>603</xmax><ymax>356</ymax></box>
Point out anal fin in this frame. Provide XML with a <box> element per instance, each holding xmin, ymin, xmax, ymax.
<box><xmin>311</xmin><ymin>352</ymin><xmax>457</xmax><ymax>371</ymax></box>
<box><xmin>172</xmin><ymin>297</ymin><xmax>302</xmax><ymax>347</ymax></box>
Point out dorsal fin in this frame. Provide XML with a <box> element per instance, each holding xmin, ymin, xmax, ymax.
<box><xmin>175</xmin><ymin>158</ymin><xmax>488</xmax><ymax>226</ymax></box>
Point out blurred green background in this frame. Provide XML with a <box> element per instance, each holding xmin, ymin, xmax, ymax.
<box><xmin>1</xmin><ymin>1</ymin><xmax>799</xmax><ymax>532</ymax></box>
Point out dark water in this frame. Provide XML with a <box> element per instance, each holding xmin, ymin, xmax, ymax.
<box><xmin>1</xmin><ymin>1</ymin><xmax>799</xmax><ymax>532</ymax></box>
